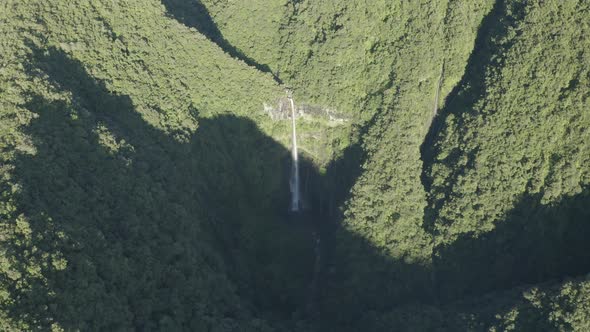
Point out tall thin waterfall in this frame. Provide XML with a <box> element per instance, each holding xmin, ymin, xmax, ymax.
<box><xmin>288</xmin><ymin>92</ymin><xmax>301</xmax><ymax>212</ymax></box>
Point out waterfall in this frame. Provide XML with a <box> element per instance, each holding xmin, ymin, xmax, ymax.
<box><xmin>288</xmin><ymin>93</ymin><xmax>301</xmax><ymax>212</ymax></box>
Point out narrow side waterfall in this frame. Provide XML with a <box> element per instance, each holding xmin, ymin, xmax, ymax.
<box><xmin>288</xmin><ymin>92</ymin><xmax>301</xmax><ymax>212</ymax></box>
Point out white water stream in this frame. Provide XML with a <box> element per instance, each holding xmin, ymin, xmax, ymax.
<box><xmin>288</xmin><ymin>94</ymin><xmax>301</xmax><ymax>212</ymax></box>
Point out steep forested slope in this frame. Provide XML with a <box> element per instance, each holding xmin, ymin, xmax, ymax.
<box><xmin>200</xmin><ymin>0</ymin><xmax>590</xmax><ymax>330</ymax></box>
<box><xmin>0</xmin><ymin>1</ymin><xmax>313</xmax><ymax>330</ymax></box>
<box><xmin>1</xmin><ymin>0</ymin><xmax>589</xmax><ymax>331</ymax></box>
<box><xmin>425</xmin><ymin>0</ymin><xmax>590</xmax><ymax>300</ymax></box>
<box><xmin>361</xmin><ymin>275</ymin><xmax>590</xmax><ymax>331</ymax></box>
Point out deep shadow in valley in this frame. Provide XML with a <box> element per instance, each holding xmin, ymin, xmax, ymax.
<box><xmin>12</xmin><ymin>45</ymin><xmax>302</xmax><ymax>330</ymax></box>
<box><xmin>434</xmin><ymin>188</ymin><xmax>590</xmax><ymax>301</ymax></box>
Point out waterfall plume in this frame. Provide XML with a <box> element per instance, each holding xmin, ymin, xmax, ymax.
<box><xmin>288</xmin><ymin>91</ymin><xmax>301</xmax><ymax>212</ymax></box>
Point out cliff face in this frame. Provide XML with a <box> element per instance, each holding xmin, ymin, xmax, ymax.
<box><xmin>1</xmin><ymin>0</ymin><xmax>590</xmax><ymax>331</ymax></box>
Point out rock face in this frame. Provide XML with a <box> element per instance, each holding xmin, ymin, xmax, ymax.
<box><xmin>264</xmin><ymin>98</ymin><xmax>348</xmax><ymax>124</ymax></box>
<box><xmin>264</xmin><ymin>98</ymin><xmax>292</xmax><ymax>121</ymax></box>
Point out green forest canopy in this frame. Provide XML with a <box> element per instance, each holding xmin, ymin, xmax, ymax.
<box><xmin>0</xmin><ymin>0</ymin><xmax>589</xmax><ymax>331</ymax></box>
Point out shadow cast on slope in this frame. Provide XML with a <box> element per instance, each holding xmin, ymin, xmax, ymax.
<box><xmin>434</xmin><ymin>188</ymin><xmax>590</xmax><ymax>301</ymax></box>
<box><xmin>300</xmin><ymin>109</ymin><xmax>438</xmax><ymax>329</ymax></box>
<box><xmin>160</xmin><ymin>0</ymin><xmax>281</xmax><ymax>83</ymax></box>
<box><xmin>9</xmin><ymin>45</ymin><xmax>307</xmax><ymax>330</ymax></box>
<box><xmin>314</xmin><ymin>186</ymin><xmax>590</xmax><ymax>332</ymax></box>
<box><xmin>8</xmin><ymin>43</ymin><xmax>430</xmax><ymax>332</ymax></box>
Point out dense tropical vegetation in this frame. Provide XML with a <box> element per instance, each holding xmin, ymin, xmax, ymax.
<box><xmin>1</xmin><ymin>0</ymin><xmax>589</xmax><ymax>330</ymax></box>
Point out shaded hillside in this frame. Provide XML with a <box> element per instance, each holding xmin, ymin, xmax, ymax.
<box><xmin>1</xmin><ymin>45</ymin><xmax>311</xmax><ymax>330</ymax></box>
